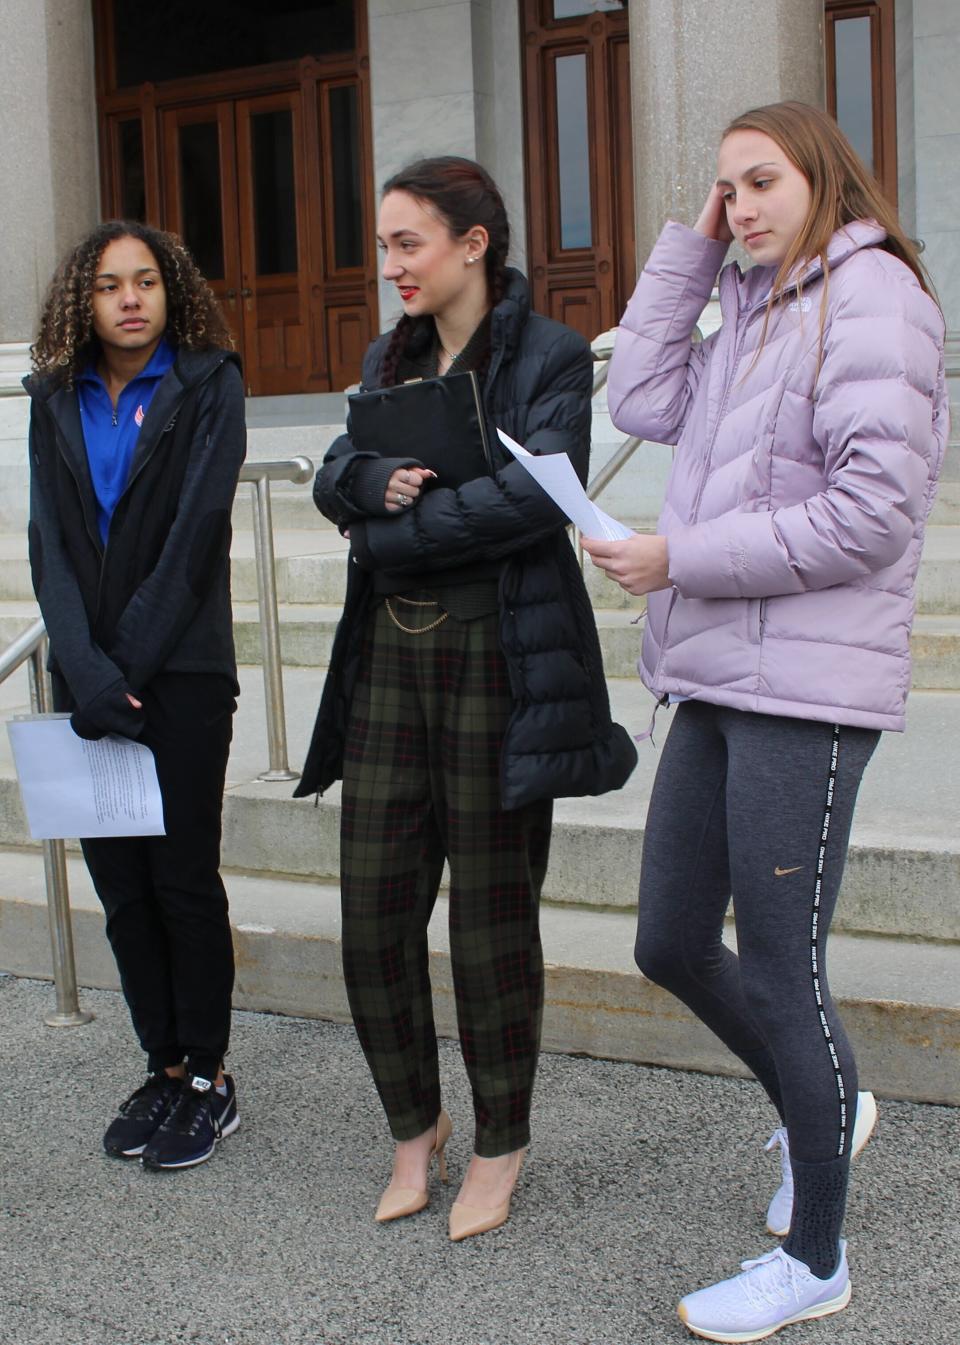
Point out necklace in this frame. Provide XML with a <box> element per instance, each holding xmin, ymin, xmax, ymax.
<box><xmin>438</xmin><ymin>342</ymin><xmax>459</xmax><ymax>364</ymax></box>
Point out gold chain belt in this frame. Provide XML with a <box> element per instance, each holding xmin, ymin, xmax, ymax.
<box><xmin>384</xmin><ymin>594</ymin><xmax>450</xmax><ymax>635</ymax></box>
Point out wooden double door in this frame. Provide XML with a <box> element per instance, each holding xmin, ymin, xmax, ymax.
<box><xmin>156</xmin><ymin>82</ymin><xmax>374</xmax><ymax>394</ymax></box>
<box><xmin>99</xmin><ymin>72</ymin><xmax>376</xmax><ymax>395</ymax></box>
<box><xmin>162</xmin><ymin>93</ymin><xmax>318</xmax><ymax>395</ymax></box>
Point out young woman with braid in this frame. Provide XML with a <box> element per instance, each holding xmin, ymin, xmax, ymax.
<box><xmin>297</xmin><ymin>157</ymin><xmax>635</xmax><ymax>1240</ymax></box>
<box><xmin>26</xmin><ymin>222</ymin><xmax>245</xmax><ymax>1170</ymax></box>
<box><xmin>585</xmin><ymin>102</ymin><xmax>946</xmax><ymax>1340</ymax></box>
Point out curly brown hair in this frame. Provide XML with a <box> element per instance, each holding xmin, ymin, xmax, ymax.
<box><xmin>31</xmin><ymin>220</ymin><xmax>234</xmax><ymax>385</ymax></box>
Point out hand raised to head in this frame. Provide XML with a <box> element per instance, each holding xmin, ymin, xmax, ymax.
<box><xmin>693</xmin><ymin>183</ymin><xmax>734</xmax><ymax>245</ymax></box>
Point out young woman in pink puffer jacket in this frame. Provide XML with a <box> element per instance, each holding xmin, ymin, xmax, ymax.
<box><xmin>585</xmin><ymin>101</ymin><xmax>947</xmax><ymax>1342</ymax></box>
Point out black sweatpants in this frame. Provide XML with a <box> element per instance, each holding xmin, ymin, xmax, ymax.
<box><xmin>65</xmin><ymin>672</ymin><xmax>237</xmax><ymax>1083</ymax></box>
<box><xmin>637</xmin><ymin>701</ymin><xmax>879</xmax><ymax>1269</ymax></box>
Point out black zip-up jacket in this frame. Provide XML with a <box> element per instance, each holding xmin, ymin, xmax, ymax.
<box><xmin>24</xmin><ymin>348</ymin><xmax>245</xmax><ymax>738</ymax></box>
<box><xmin>295</xmin><ymin>269</ymin><xmax>637</xmax><ymax>809</ymax></box>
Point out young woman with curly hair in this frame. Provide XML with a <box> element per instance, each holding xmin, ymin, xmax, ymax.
<box><xmin>297</xmin><ymin>156</ymin><xmax>636</xmax><ymax>1240</ymax></box>
<box><xmin>25</xmin><ymin>221</ymin><xmax>245</xmax><ymax>1170</ymax></box>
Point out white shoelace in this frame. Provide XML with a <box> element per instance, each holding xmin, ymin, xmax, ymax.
<box><xmin>738</xmin><ymin>1249</ymin><xmax>805</xmax><ymax>1312</ymax></box>
<box><xmin>764</xmin><ymin>1127</ymin><xmax>793</xmax><ymax>1189</ymax></box>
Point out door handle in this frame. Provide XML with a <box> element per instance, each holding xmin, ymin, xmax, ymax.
<box><xmin>240</xmin><ymin>287</ymin><xmax>252</xmax><ymax>299</ymax></box>
<box><xmin>225</xmin><ymin>289</ymin><xmax>237</xmax><ymax>300</ymax></box>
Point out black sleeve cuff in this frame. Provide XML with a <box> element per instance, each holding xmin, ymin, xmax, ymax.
<box><xmin>71</xmin><ymin>679</ymin><xmax>146</xmax><ymax>741</ymax></box>
<box><xmin>346</xmin><ymin>456</ymin><xmax>424</xmax><ymax>516</ymax></box>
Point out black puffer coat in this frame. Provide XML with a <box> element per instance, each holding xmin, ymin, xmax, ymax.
<box><xmin>295</xmin><ymin>269</ymin><xmax>636</xmax><ymax>808</ymax></box>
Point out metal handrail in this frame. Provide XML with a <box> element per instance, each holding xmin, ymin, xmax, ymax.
<box><xmin>0</xmin><ymin>457</ymin><xmax>313</xmax><ymax>1020</ymax></box>
<box><xmin>577</xmin><ymin>353</ymin><xmax>645</xmax><ymax>567</ymax></box>
<box><xmin>588</xmin><ymin>352</ymin><xmax>644</xmax><ymax>504</ymax></box>
<box><xmin>0</xmin><ymin>619</ymin><xmax>92</xmax><ymax>1027</ymax></box>
<box><xmin>237</xmin><ymin>455</ymin><xmax>314</xmax><ymax>781</ymax></box>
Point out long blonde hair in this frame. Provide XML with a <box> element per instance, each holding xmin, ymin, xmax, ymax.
<box><xmin>723</xmin><ymin>101</ymin><xmax>938</xmax><ymax>367</ymax></box>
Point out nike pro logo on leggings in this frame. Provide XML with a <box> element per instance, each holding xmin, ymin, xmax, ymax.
<box><xmin>811</xmin><ymin>724</ymin><xmax>850</xmax><ymax>1158</ymax></box>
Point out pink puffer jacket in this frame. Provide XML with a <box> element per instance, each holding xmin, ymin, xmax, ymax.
<box><xmin>607</xmin><ymin>220</ymin><xmax>948</xmax><ymax>732</ymax></box>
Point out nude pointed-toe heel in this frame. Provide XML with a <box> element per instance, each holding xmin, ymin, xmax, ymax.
<box><xmin>448</xmin><ymin>1148</ymin><xmax>525</xmax><ymax>1242</ymax></box>
<box><xmin>375</xmin><ymin>1109</ymin><xmax>452</xmax><ymax>1224</ymax></box>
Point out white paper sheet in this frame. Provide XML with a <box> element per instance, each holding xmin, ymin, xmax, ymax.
<box><xmin>497</xmin><ymin>428</ymin><xmax>635</xmax><ymax>541</ymax></box>
<box><xmin>7</xmin><ymin>715</ymin><xmax>166</xmax><ymax>840</ymax></box>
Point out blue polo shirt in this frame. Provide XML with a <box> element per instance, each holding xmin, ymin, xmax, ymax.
<box><xmin>77</xmin><ymin>339</ymin><xmax>177</xmax><ymax>544</ymax></box>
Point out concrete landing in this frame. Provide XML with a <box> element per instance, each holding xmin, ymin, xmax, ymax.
<box><xmin>3</xmin><ymin>975</ymin><xmax>956</xmax><ymax>1345</ymax></box>
<box><xmin>2</xmin><ymin>852</ymin><xmax>957</xmax><ymax>1105</ymax></box>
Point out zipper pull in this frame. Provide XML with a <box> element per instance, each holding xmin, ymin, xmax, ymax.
<box><xmin>111</xmin><ymin>407</ymin><xmax>118</xmax><ymax>427</ymax></box>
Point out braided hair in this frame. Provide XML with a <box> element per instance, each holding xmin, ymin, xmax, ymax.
<box><xmin>378</xmin><ymin>157</ymin><xmax>510</xmax><ymax>387</ymax></box>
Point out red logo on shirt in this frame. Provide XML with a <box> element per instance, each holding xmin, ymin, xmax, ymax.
<box><xmin>134</xmin><ymin>404</ymin><xmax>145</xmax><ymax>427</ymax></box>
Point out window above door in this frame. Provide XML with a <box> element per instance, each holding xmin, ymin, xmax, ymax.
<box><xmin>102</xmin><ymin>0</ymin><xmax>356</xmax><ymax>91</ymax></box>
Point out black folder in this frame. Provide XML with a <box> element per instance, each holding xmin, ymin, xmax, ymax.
<box><xmin>347</xmin><ymin>371</ymin><xmax>493</xmax><ymax>491</ymax></box>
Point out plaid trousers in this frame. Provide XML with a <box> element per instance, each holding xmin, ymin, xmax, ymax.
<box><xmin>340</xmin><ymin>598</ymin><xmax>553</xmax><ymax>1156</ymax></box>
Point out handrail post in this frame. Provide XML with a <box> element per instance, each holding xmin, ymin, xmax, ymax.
<box><xmin>250</xmin><ymin>474</ymin><xmax>298</xmax><ymax>782</ymax></box>
<box><xmin>27</xmin><ymin>639</ymin><xmax>93</xmax><ymax>1027</ymax></box>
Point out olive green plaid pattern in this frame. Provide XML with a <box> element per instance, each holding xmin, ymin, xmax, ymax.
<box><xmin>340</xmin><ymin>600</ymin><xmax>552</xmax><ymax>1157</ymax></box>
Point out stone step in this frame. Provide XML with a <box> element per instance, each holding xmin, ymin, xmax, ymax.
<box><xmin>4</xmin><ymin>601</ymin><xmax>960</xmax><ymax>693</ymax></box>
<box><xmin>1</xmin><ymin>849</ymin><xmax>955</xmax><ymax>1105</ymax></box>
<box><xmin>931</xmin><ymin>480</ymin><xmax>960</xmax><ymax>524</ymax></box>
<box><xmin>216</xmin><ymin>522</ymin><xmax>960</xmax><ymax>616</ymax></box>
<box><xmin>3</xmin><ymin>506</ymin><xmax>960</xmax><ymax>608</ymax></box>
<box><xmin>1</xmin><ymin>666</ymin><xmax>958</xmax><ymax>944</ymax></box>
<box><xmin>236</xmin><ymin>523</ymin><xmax>960</xmax><ymax>613</ymax></box>
<box><xmin>229</xmin><ymin>603</ymin><xmax>960</xmax><ymax>691</ymax></box>
<box><xmin>231</xmin><ymin>487</ymin><xmax>322</xmax><ymax>533</ymax></box>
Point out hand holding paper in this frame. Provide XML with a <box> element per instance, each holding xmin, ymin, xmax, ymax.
<box><xmin>7</xmin><ymin>716</ymin><xmax>165</xmax><ymax>839</ymax></box>
<box><xmin>580</xmin><ymin>531</ymin><xmax>671</xmax><ymax>596</ymax></box>
<box><xmin>496</xmin><ymin>428</ymin><xmax>634</xmax><ymax>541</ymax></box>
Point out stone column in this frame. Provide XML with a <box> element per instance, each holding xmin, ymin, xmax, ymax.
<box><xmin>0</xmin><ymin>0</ymin><xmax>100</xmax><ymax>346</ymax></box>
<box><xmin>908</xmin><ymin>0</ymin><xmax>960</xmax><ymax>337</ymax></box>
<box><xmin>366</xmin><ymin>0</ymin><xmax>526</xmax><ymax>331</ymax></box>
<box><xmin>627</xmin><ymin>0</ymin><xmax>825</xmax><ymax>267</ymax></box>
<box><xmin>0</xmin><ymin>0</ymin><xmax>99</xmax><ymax>529</ymax></box>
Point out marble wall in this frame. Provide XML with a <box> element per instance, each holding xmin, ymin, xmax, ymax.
<box><xmin>0</xmin><ymin>0</ymin><xmax>98</xmax><ymax>529</ymax></box>
<box><xmin>0</xmin><ymin>0</ymin><xmax>99</xmax><ymax>346</ymax></box>
<box><xmin>366</xmin><ymin>0</ymin><xmax>527</xmax><ymax>331</ymax></box>
<box><xmin>909</xmin><ymin>0</ymin><xmax>960</xmax><ymax>336</ymax></box>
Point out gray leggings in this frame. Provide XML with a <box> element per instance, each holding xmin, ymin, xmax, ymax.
<box><xmin>637</xmin><ymin>700</ymin><xmax>879</xmax><ymax>1166</ymax></box>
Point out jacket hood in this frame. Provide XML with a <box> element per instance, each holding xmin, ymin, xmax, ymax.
<box><xmin>490</xmin><ymin>266</ymin><xmax>531</xmax><ymax>363</ymax></box>
<box><xmin>724</xmin><ymin>218</ymin><xmax>888</xmax><ymax>316</ymax></box>
<box><xmin>23</xmin><ymin>345</ymin><xmax>240</xmax><ymax>402</ymax></box>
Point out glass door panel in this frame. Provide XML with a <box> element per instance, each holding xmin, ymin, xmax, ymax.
<box><xmin>554</xmin><ymin>53</ymin><xmax>593</xmax><ymax>251</ymax></box>
<box><xmin>250</xmin><ymin>109</ymin><xmax>299</xmax><ymax>276</ymax></box>
<box><xmin>178</xmin><ymin>122</ymin><xmax>227</xmax><ymax>279</ymax></box>
<box><xmin>235</xmin><ymin>92</ymin><xmax>310</xmax><ymax>395</ymax></box>
<box><xmin>833</xmin><ymin>15</ymin><xmax>875</xmax><ymax>171</ymax></box>
<box><xmin>328</xmin><ymin>83</ymin><xmax>364</xmax><ymax>271</ymax></box>
<box><xmin>160</xmin><ymin>104</ymin><xmax>242</xmax><ymax>349</ymax></box>
<box><xmin>118</xmin><ymin>119</ymin><xmax>147</xmax><ymax>222</ymax></box>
